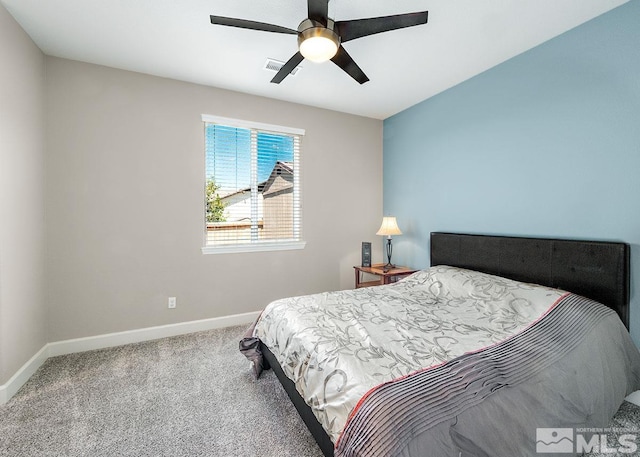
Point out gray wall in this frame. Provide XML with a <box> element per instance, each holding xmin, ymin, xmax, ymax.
<box><xmin>45</xmin><ymin>57</ymin><xmax>383</xmax><ymax>341</ymax></box>
<box><xmin>0</xmin><ymin>4</ymin><xmax>47</xmax><ymax>384</ymax></box>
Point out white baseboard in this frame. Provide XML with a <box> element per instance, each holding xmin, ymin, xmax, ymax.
<box><xmin>0</xmin><ymin>344</ymin><xmax>49</xmax><ymax>405</ymax></box>
<box><xmin>0</xmin><ymin>311</ymin><xmax>260</xmax><ymax>405</ymax></box>
<box><xmin>625</xmin><ymin>390</ymin><xmax>640</xmax><ymax>407</ymax></box>
<box><xmin>47</xmin><ymin>310</ymin><xmax>260</xmax><ymax>357</ymax></box>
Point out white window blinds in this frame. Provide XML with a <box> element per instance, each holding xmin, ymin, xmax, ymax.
<box><xmin>202</xmin><ymin>115</ymin><xmax>304</xmax><ymax>251</ymax></box>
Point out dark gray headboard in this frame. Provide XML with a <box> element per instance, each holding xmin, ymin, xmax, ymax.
<box><xmin>430</xmin><ymin>232</ymin><xmax>630</xmax><ymax>328</ymax></box>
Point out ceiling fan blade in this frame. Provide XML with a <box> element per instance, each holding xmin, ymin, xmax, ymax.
<box><xmin>330</xmin><ymin>46</ymin><xmax>369</xmax><ymax>85</ymax></box>
<box><xmin>307</xmin><ymin>0</ymin><xmax>329</xmax><ymax>25</ymax></box>
<box><xmin>271</xmin><ymin>52</ymin><xmax>305</xmax><ymax>84</ymax></box>
<box><xmin>336</xmin><ymin>11</ymin><xmax>428</xmax><ymax>43</ymax></box>
<box><xmin>210</xmin><ymin>16</ymin><xmax>297</xmax><ymax>35</ymax></box>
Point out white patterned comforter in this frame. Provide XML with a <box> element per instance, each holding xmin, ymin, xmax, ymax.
<box><xmin>253</xmin><ymin>266</ymin><xmax>565</xmax><ymax>443</ymax></box>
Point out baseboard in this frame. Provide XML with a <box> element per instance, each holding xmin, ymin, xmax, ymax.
<box><xmin>625</xmin><ymin>390</ymin><xmax>640</xmax><ymax>406</ymax></box>
<box><xmin>0</xmin><ymin>311</ymin><xmax>260</xmax><ymax>405</ymax></box>
<box><xmin>0</xmin><ymin>344</ymin><xmax>50</xmax><ymax>405</ymax></box>
<box><xmin>47</xmin><ymin>311</ymin><xmax>260</xmax><ymax>357</ymax></box>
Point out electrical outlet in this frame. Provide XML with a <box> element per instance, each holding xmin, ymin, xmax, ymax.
<box><xmin>168</xmin><ymin>297</ymin><xmax>177</xmax><ymax>309</ymax></box>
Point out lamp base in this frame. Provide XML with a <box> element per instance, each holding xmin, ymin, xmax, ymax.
<box><xmin>384</xmin><ymin>237</ymin><xmax>395</xmax><ymax>272</ymax></box>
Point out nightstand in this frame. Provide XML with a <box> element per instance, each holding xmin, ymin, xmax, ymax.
<box><xmin>354</xmin><ymin>264</ymin><xmax>417</xmax><ymax>288</ymax></box>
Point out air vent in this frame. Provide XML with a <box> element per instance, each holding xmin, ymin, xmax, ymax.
<box><xmin>264</xmin><ymin>58</ymin><xmax>301</xmax><ymax>76</ymax></box>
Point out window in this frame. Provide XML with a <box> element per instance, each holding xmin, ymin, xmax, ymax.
<box><xmin>201</xmin><ymin>114</ymin><xmax>305</xmax><ymax>254</ymax></box>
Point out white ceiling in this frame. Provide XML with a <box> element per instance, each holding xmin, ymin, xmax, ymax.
<box><xmin>1</xmin><ymin>0</ymin><xmax>628</xmax><ymax>119</ymax></box>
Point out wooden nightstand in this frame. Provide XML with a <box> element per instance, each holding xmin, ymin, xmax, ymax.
<box><xmin>354</xmin><ymin>264</ymin><xmax>417</xmax><ymax>288</ymax></box>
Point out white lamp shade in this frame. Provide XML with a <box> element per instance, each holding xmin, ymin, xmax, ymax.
<box><xmin>376</xmin><ymin>217</ymin><xmax>402</xmax><ymax>236</ymax></box>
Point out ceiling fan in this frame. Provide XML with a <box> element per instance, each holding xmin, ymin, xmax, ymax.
<box><xmin>210</xmin><ymin>0</ymin><xmax>428</xmax><ymax>84</ymax></box>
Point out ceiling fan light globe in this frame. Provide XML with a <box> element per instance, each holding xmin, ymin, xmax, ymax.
<box><xmin>300</xmin><ymin>36</ymin><xmax>338</xmax><ymax>62</ymax></box>
<box><xmin>298</xmin><ymin>24</ymin><xmax>340</xmax><ymax>63</ymax></box>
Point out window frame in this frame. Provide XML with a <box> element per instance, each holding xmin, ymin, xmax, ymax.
<box><xmin>200</xmin><ymin>114</ymin><xmax>306</xmax><ymax>255</ymax></box>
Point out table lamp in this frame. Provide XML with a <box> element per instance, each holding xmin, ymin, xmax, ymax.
<box><xmin>376</xmin><ymin>216</ymin><xmax>402</xmax><ymax>270</ymax></box>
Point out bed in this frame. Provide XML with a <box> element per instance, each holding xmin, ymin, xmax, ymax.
<box><xmin>240</xmin><ymin>232</ymin><xmax>640</xmax><ymax>457</ymax></box>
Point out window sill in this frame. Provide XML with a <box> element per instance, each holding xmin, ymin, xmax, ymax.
<box><xmin>201</xmin><ymin>241</ymin><xmax>306</xmax><ymax>255</ymax></box>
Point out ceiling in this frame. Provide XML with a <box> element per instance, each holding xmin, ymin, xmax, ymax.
<box><xmin>1</xmin><ymin>0</ymin><xmax>628</xmax><ymax>120</ymax></box>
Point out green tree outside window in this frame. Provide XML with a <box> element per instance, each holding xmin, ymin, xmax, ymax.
<box><xmin>206</xmin><ymin>178</ymin><xmax>226</xmax><ymax>223</ymax></box>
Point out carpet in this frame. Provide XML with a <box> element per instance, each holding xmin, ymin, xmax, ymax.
<box><xmin>2</xmin><ymin>325</ymin><xmax>639</xmax><ymax>457</ymax></box>
<box><xmin>0</xmin><ymin>325</ymin><xmax>323</xmax><ymax>457</ymax></box>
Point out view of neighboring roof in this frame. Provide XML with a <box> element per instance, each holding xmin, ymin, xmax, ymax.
<box><xmin>220</xmin><ymin>161</ymin><xmax>293</xmax><ymax>200</ymax></box>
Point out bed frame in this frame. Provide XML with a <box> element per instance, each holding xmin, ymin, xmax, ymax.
<box><xmin>260</xmin><ymin>232</ymin><xmax>631</xmax><ymax>457</ymax></box>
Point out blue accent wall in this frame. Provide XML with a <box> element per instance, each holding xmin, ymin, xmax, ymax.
<box><xmin>383</xmin><ymin>0</ymin><xmax>640</xmax><ymax>344</ymax></box>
